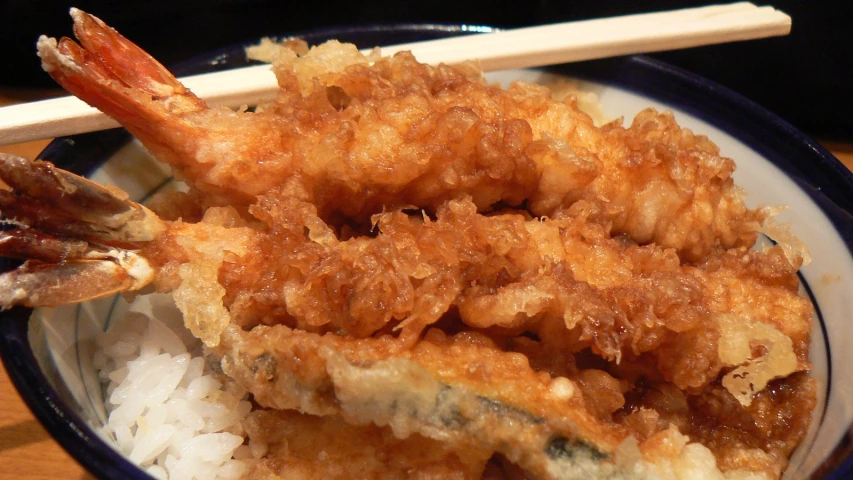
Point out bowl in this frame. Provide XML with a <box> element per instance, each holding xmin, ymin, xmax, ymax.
<box><xmin>2</xmin><ymin>24</ymin><xmax>852</xmax><ymax>479</ymax></box>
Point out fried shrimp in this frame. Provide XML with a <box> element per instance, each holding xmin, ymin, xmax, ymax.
<box><xmin>36</xmin><ymin>8</ymin><xmax>761</xmax><ymax>260</ymax></box>
<box><xmin>0</xmin><ymin>156</ymin><xmax>810</xmax><ymax>394</ymax></box>
<box><xmin>0</xmin><ymin>8</ymin><xmax>818</xmax><ymax>480</ymax></box>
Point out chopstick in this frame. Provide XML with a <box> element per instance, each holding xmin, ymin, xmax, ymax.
<box><xmin>0</xmin><ymin>2</ymin><xmax>790</xmax><ymax>146</ymax></box>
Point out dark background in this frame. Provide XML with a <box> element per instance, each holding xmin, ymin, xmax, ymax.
<box><xmin>1</xmin><ymin>0</ymin><xmax>850</xmax><ymax>140</ymax></box>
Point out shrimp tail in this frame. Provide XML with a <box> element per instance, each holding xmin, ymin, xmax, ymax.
<box><xmin>0</xmin><ymin>154</ymin><xmax>162</xmax><ymax>308</ymax></box>
<box><xmin>35</xmin><ymin>9</ymin><xmax>206</xmax><ymax>142</ymax></box>
<box><xmin>0</xmin><ymin>154</ymin><xmax>163</xmax><ymax>243</ymax></box>
<box><xmin>0</xmin><ymin>237</ymin><xmax>155</xmax><ymax>309</ymax></box>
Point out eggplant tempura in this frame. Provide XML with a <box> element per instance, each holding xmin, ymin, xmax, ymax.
<box><xmin>0</xmin><ymin>8</ymin><xmax>815</xmax><ymax>479</ymax></box>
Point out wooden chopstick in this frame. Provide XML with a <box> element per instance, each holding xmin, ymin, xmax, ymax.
<box><xmin>0</xmin><ymin>2</ymin><xmax>790</xmax><ymax>146</ymax></box>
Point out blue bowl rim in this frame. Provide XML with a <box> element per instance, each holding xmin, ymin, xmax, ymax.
<box><xmin>0</xmin><ymin>22</ymin><xmax>851</xmax><ymax>479</ymax></box>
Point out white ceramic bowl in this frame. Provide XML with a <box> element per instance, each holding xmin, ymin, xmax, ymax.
<box><xmin>2</xmin><ymin>25</ymin><xmax>851</xmax><ymax>479</ymax></box>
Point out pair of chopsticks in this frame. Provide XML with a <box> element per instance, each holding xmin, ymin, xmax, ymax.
<box><xmin>0</xmin><ymin>2</ymin><xmax>790</xmax><ymax>146</ymax></box>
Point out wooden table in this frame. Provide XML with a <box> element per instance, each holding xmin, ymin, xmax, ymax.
<box><xmin>0</xmin><ymin>89</ymin><xmax>852</xmax><ymax>480</ymax></box>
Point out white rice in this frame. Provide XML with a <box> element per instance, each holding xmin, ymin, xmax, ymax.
<box><xmin>93</xmin><ymin>294</ymin><xmax>252</xmax><ymax>480</ymax></box>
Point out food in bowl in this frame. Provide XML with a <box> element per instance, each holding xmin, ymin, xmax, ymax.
<box><xmin>0</xmin><ymin>8</ymin><xmax>817</xmax><ymax>479</ymax></box>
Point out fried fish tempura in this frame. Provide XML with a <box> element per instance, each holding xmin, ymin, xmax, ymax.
<box><xmin>243</xmin><ymin>409</ymin><xmax>492</xmax><ymax>480</ymax></box>
<box><xmin>215</xmin><ymin>324</ymin><xmax>626</xmax><ymax>478</ymax></box>
<box><xmin>0</xmin><ymin>8</ymin><xmax>818</xmax><ymax>480</ymax></box>
<box><xmin>216</xmin><ymin>321</ymin><xmax>813</xmax><ymax>478</ymax></box>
